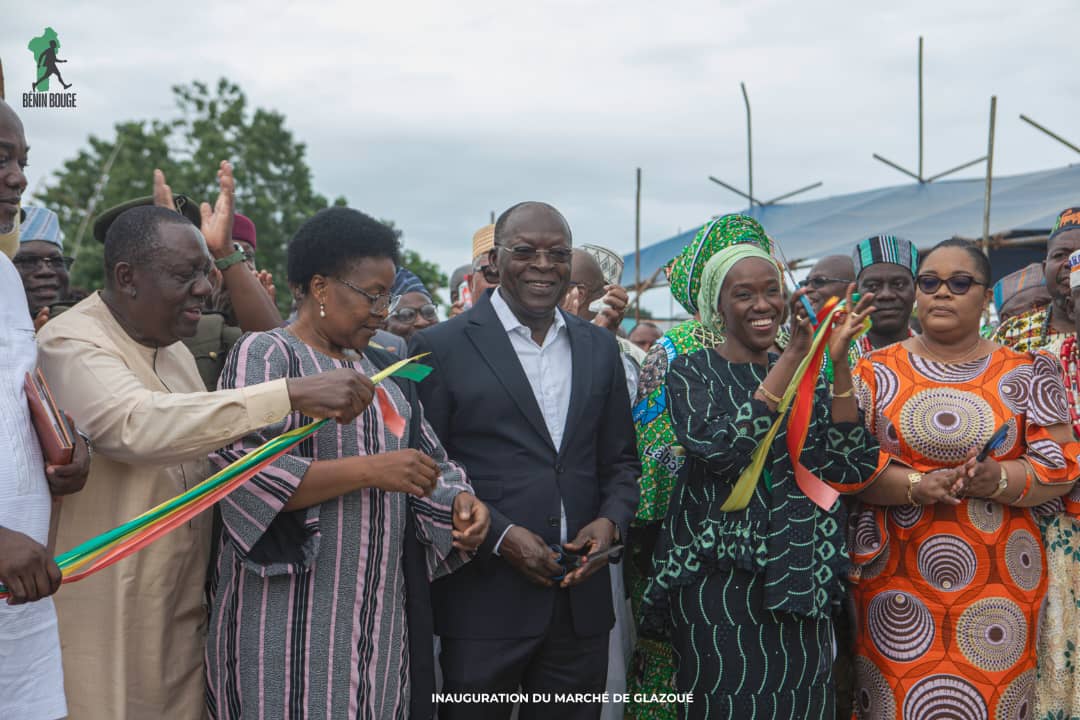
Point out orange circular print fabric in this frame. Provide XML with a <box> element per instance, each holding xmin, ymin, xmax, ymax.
<box><xmin>849</xmin><ymin>343</ymin><xmax>1080</xmax><ymax>720</ymax></box>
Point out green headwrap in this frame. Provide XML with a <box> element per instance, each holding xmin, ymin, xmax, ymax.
<box><xmin>698</xmin><ymin>244</ymin><xmax>779</xmax><ymax>332</ymax></box>
<box><xmin>666</xmin><ymin>214</ymin><xmax>771</xmax><ymax>315</ymax></box>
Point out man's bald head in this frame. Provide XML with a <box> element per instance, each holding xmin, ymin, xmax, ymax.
<box><xmin>804</xmin><ymin>254</ymin><xmax>855</xmax><ymax>312</ymax></box>
<box><xmin>561</xmin><ymin>248</ymin><xmax>606</xmax><ymax>320</ymax></box>
<box><xmin>0</xmin><ymin>99</ymin><xmax>29</xmax><ymax>235</ymax></box>
<box><xmin>493</xmin><ymin>201</ymin><xmax>573</xmax><ymax>247</ymax></box>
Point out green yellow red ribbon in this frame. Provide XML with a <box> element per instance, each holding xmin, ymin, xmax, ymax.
<box><xmin>720</xmin><ymin>299</ymin><xmax>869</xmax><ymax>512</ymax></box>
<box><xmin>0</xmin><ymin>354</ymin><xmax>432</xmax><ymax>599</ymax></box>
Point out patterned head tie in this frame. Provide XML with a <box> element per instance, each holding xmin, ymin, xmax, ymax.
<box><xmin>993</xmin><ymin>263</ymin><xmax>1046</xmax><ymax>313</ymax></box>
<box><xmin>1050</xmin><ymin>207</ymin><xmax>1080</xmax><ymax>243</ymax></box>
<box><xmin>666</xmin><ymin>214</ymin><xmax>772</xmax><ymax>315</ymax></box>
<box><xmin>391</xmin><ymin>268</ymin><xmax>431</xmax><ymax>301</ymax></box>
<box><xmin>19</xmin><ymin>206</ymin><xmax>64</xmax><ymax>250</ymax></box>
<box><xmin>697</xmin><ymin>243</ymin><xmax>779</xmax><ymax>333</ymax></box>
<box><xmin>852</xmin><ymin>234</ymin><xmax>918</xmax><ymax>278</ymax></box>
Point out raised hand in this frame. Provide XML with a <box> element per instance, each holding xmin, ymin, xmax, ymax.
<box><xmin>152</xmin><ymin>168</ymin><xmax>175</xmax><ymax>209</ymax></box>
<box><xmin>829</xmin><ymin>284</ymin><xmax>876</xmax><ymax>366</ymax></box>
<box><xmin>256</xmin><ymin>270</ymin><xmax>276</xmax><ymax>301</ymax></box>
<box><xmin>783</xmin><ymin>287</ymin><xmax>815</xmax><ymax>357</ymax></box>
<box><xmin>591</xmin><ymin>284</ymin><xmax>629</xmax><ymax>332</ymax></box>
<box><xmin>33</xmin><ymin>305</ymin><xmax>50</xmax><ymax>332</ymax></box>
<box><xmin>199</xmin><ymin>160</ymin><xmax>236</xmax><ymax>259</ymax></box>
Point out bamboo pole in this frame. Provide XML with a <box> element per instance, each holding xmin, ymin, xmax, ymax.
<box><xmin>918</xmin><ymin>37</ymin><xmax>924</xmax><ymax>181</ymax></box>
<box><xmin>634</xmin><ymin>167</ymin><xmax>641</xmax><ymax>323</ymax></box>
<box><xmin>981</xmin><ymin>96</ymin><xmax>997</xmax><ymax>259</ymax></box>
<box><xmin>741</xmin><ymin>82</ymin><xmax>753</xmax><ymax>207</ymax></box>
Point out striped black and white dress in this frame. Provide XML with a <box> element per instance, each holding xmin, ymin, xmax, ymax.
<box><xmin>205</xmin><ymin>328</ymin><xmax>472</xmax><ymax>719</ymax></box>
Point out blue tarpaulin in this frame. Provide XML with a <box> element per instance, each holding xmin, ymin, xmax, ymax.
<box><xmin>622</xmin><ymin>164</ymin><xmax>1080</xmax><ymax>288</ymax></box>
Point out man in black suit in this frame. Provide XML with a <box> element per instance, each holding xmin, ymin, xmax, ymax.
<box><xmin>410</xmin><ymin>201</ymin><xmax>640</xmax><ymax>720</ymax></box>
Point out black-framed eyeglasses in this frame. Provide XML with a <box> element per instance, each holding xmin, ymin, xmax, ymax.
<box><xmin>12</xmin><ymin>254</ymin><xmax>74</xmax><ymax>272</ymax></box>
<box><xmin>497</xmin><ymin>245</ymin><xmax>573</xmax><ymax>265</ymax></box>
<box><xmin>390</xmin><ymin>303</ymin><xmax>438</xmax><ymax>325</ymax></box>
<box><xmin>799</xmin><ymin>276</ymin><xmax>850</xmax><ymax>290</ymax></box>
<box><xmin>915</xmin><ymin>274</ymin><xmax>986</xmax><ymax>295</ymax></box>
<box><xmin>334</xmin><ymin>278</ymin><xmax>401</xmax><ymax>315</ymax></box>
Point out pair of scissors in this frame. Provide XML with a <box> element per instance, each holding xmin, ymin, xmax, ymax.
<box><xmin>548</xmin><ymin>544</ymin><xmax>625</xmax><ymax>581</ymax></box>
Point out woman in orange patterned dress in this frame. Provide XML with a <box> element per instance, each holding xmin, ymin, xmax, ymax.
<box><xmin>849</xmin><ymin>239</ymin><xmax>1080</xmax><ymax>720</ymax></box>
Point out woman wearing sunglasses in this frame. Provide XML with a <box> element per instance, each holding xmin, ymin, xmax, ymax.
<box><xmin>386</xmin><ymin>267</ymin><xmax>439</xmax><ymax>340</ymax></box>
<box><xmin>849</xmin><ymin>238</ymin><xmax>1080</xmax><ymax>720</ymax></box>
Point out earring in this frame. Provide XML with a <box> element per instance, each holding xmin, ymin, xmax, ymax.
<box><xmin>130</xmin><ymin>289</ymin><xmax>137</xmax><ymax>299</ymax></box>
<box><xmin>319</xmin><ymin>303</ymin><xmax>326</xmax><ymax>318</ymax></box>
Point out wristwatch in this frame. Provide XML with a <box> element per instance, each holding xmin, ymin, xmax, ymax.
<box><xmin>214</xmin><ymin>248</ymin><xmax>247</xmax><ymax>271</ymax></box>
<box><xmin>906</xmin><ymin>472</ymin><xmax>923</xmax><ymax>506</ymax></box>
<box><xmin>76</xmin><ymin>428</ymin><xmax>93</xmax><ymax>459</ymax></box>
<box><xmin>987</xmin><ymin>465</ymin><xmax>1009</xmax><ymax>500</ymax></box>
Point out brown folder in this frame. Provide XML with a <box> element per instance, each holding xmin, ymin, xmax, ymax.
<box><xmin>25</xmin><ymin>369</ymin><xmax>75</xmax><ymax>466</ymax></box>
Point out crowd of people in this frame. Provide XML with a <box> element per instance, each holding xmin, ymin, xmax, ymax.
<box><xmin>4</xmin><ymin>92</ymin><xmax>1080</xmax><ymax>720</ymax></box>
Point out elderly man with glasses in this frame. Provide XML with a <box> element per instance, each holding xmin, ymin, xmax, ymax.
<box><xmin>10</xmin><ymin>206</ymin><xmax>73</xmax><ymax>328</ymax></box>
<box><xmin>800</xmin><ymin>254</ymin><xmax>855</xmax><ymax>313</ymax></box>
<box><xmin>387</xmin><ymin>267</ymin><xmax>439</xmax><ymax>341</ymax></box>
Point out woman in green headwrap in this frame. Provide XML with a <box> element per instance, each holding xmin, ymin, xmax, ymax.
<box><xmin>639</xmin><ymin>241</ymin><xmax>879</xmax><ymax>719</ymax></box>
<box><xmin>626</xmin><ymin>214</ymin><xmax>778</xmax><ymax>718</ymax></box>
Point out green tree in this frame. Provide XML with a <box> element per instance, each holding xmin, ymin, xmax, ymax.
<box><xmin>35</xmin><ymin>79</ymin><xmax>444</xmax><ymax>314</ymax></box>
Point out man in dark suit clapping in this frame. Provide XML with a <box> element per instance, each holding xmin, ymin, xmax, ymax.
<box><xmin>410</xmin><ymin>201</ymin><xmax>640</xmax><ymax>720</ymax></box>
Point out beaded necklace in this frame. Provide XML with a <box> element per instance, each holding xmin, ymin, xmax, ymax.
<box><xmin>1059</xmin><ymin>335</ymin><xmax>1080</xmax><ymax>435</ymax></box>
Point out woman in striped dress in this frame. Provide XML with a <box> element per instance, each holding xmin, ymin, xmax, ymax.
<box><xmin>205</xmin><ymin>207</ymin><xmax>489</xmax><ymax>720</ymax></box>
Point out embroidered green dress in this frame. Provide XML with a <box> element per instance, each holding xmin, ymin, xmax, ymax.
<box><xmin>640</xmin><ymin>348</ymin><xmax>879</xmax><ymax>720</ymax></box>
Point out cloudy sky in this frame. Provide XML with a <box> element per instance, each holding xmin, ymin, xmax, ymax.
<box><xmin>8</xmin><ymin>0</ymin><xmax>1079</xmax><ymax>315</ymax></box>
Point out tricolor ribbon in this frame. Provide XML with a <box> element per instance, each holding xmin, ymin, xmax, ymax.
<box><xmin>0</xmin><ymin>354</ymin><xmax>433</xmax><ymax>599</ymax></box>
<box><xmin>720</xmin><ymin>299</ymin><xmax>869</xmax><ymax>512</ymax></box>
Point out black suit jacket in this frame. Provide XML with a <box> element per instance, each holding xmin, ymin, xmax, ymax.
<box><xmin>409</xmin><ymin>289</ymin><xmax>640</xmax><ymax>639</ymax></box>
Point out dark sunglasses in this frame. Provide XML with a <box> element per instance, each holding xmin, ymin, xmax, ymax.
<box><xmin>497</xmin><ymin>245</ymin><xmax>573</xmax><ymax>264</ymax></box>
<box><xmin>799</xmin><ymin>276</ymin><xmax>850</xmax><ymax>290</ymax></box>
<box><xmin>390</xmin><ymin>304</ymin><xmax>438</xmax><ymax>325</ymax></box>
<box><xmin>915</xmin><ymin>274</ymin><xmax>986</xmax><ymax>295</ymax></box>
<box><xmin>12</xmin><ymin>254</ymin><xmax>74</xmax><ymax>272</ymax></box>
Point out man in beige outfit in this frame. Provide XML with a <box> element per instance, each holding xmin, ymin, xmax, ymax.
<box><xmin>37</xmin><ymin>165</ymin><xmax>374</xmax><ymax>719</ymax></box>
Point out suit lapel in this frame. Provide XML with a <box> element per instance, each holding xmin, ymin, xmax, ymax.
<box><xmin>465</xmin><ymin>294</ymin><xmax>556</xmax><ymax>451</ymax></box>
<box><xmin>559</xmin><ymin>313</ymin><xmax>593</xmax><ymax>456</ymax></box>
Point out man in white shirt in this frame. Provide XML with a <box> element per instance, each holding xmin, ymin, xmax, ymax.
<box><xmin>0</xmin><ymin>96</ymin><xmax>91</xmax><ymax>720</ymax></box>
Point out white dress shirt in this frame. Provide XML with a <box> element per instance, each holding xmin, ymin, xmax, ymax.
<box><xmin>489</xmin><ymin>288</ymin><xmax>573</xmax><ymax>551</ymax></box>
<box><xmin>0</xmin><ymin>254</ymin><xmax>67</xmax><ymax>719</ymax></box>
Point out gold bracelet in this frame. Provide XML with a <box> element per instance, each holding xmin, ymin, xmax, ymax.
<box><xmin>987</xmin><ymin>463</ymin><xmax>1010</xmax><ymax>500</ymax></box>
<box><xmin>907</xmin><ymin>472</ymin><xmax>923</xmax><ymax>506</ymax></box>
<box><xmin>757</xmin><ymin>384</ymin><xmax>783</xmax><ymax>405</ymax></box>
<box><xmin>832</xmin><ymin>385</ymin><xmax>855</xmax><ymax>399</ymax></box>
